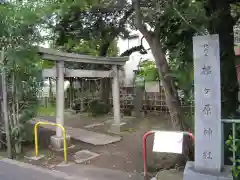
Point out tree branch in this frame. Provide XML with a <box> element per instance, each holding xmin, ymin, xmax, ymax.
<box><xmin>99</xmin><ymin>41</ymin><xmax>111</xmax><ymax>56</ymax></box>
<box><xmin>132</xmin><ymin>0</ymin><xmax>150</xmax><ymax>37</ymax></box>
<box><xmin>228</xmin><ymin>0</ymin><xmax>240</xmax><ymax>4</ymax></box>
<box><xmin>120</xmin><ymin>36</ymin><xmax>148</xmax><ymax>56</ymax></box>
<box><xmin>99</xmin><ymin>6</ymin><xmax>134</xmax><ymax>56</ymax></box>
<box><xmin>119</xmin><ymin>6</ymin><xmax>134</xmax><ymax>28</ymax></box>
<box><xmin>232</xmin><ymin>3</ymin><xmax>240</xmax><ymax>25</ymax></box>
<box><xmin>154</xmin><ymin>17</ymin><xmax>162</xmax><ymax>35</ymax></box>
<box><xmin>233</xmin><ymin>15</ymin><xmax>240</xmax><ymax>25</ymax></box>
<box><xmin>120</xmin><ymin>45</ymin><xmax>146</xmax><ymax>56</ymax></box>
<box><xmin>173</xmin><ymin>6</ymin><xmax>204</xmax><ymax>35</ymax></box>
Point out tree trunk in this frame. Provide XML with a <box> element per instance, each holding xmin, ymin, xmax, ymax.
<box><xmin>49</xmin><ymin>78</ymin><xmax>55</xmax><ymax>106</ymax></box>
<box><xmin>143</xmin><ymin>34</ymin><xmax>193</xmax><ymax>161</ymax></box>
<box><xmin>133</xmin><ymin>0</ymin><xmax>192</xmax><ymax>160</ymax></box>
<box><xmin>100</xmin><ymin>78</ymin><xmax>111</xmax><ymax>105</ymax></box>
<box><xmin>134</xmin><ymin>86</ymin><xmax>144</xmax><ymax>117</ymax></box>
<box><xmin>205</xmin><ymin>0</ymin><xmax>238</xmax><ymax>165</ymax></box>
<box><xmin>99</xmin><ymin>42</ymin><xmax>112</xmax><ymax>108</ymax></box>
<box><xmin>206</xmin><ymin>0</ymin><xmax>238</xmax><ymax>118</ymax></box>
<box><xmin>147</xmin><ymin>35</ymin><xmax>187</xmax><ymax>130</ymax></box>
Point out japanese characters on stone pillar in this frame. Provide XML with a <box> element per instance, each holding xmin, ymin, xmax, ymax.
<box><xmin>193</xmin><ymin>34</ymin><xmax>223</xmax><ymax>173</ymax></box>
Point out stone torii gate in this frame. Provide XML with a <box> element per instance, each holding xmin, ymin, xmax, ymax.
<box><xmin>38</xmin><ymin>47</ymin><xmax>128</xmax><ymax>149</ymax></box>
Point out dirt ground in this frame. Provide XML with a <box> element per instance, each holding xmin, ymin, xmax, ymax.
<box><xmin>6</xmin><ymin>111</ymin><xmax>184</xmax><ymax>178</ymax></box>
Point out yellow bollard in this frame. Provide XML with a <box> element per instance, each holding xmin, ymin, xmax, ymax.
<box><xmin>34</xmin><ymin>121</ymin><xmax>68</xmax><ymax>163</ymax></box>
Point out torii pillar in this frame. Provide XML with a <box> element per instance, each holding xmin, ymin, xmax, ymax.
<box><xmin>109</xmin><ymin>65</ymin><xmax>122</xmax><ymax>134</ymax></box>
<box><xmin>50</xmin><ymin>61</ymin><xmax>71</xmax><ymax>149</ymax></box>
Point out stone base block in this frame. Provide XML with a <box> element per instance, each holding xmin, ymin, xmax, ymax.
<box><xmin>184</xmin><ymin>161</ymin><xmax>233</xmax><ymax>180</ymax></box>
<box><xmin>50</xmin><ymin>135</ymin><xmax>71</xmax><ymax>151</ymax></box>
<box><xmin>108</xmin><ymin>122</ymin><xmax>127</xmax><ymax>134</ymax></box>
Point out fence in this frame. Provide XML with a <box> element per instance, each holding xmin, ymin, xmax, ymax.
<box><xmin>222</xmin><ymin>119</ymin><xmax>239</xmax><ymax>166</ymax></box>
<box><xmin>38</xmin><ymin>78</ymin><xmax>194</xmax><ymax>116</ymax></box>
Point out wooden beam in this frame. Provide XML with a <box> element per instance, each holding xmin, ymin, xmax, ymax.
<box><xmin>38</xmin><ymin>47</ymin><xmax>128</xmax><ymax>65</ymax></box>
<box><xmin>42</xmin><ymin>69</ymin><xmax>56</xmax><ymax>77</ymax></box>
<box><xmin>67</xmin><ymin>69</ymin><xmax>113</xmax><ymax>78</ymax></box>
<box><xmin>42</xmin><ymin>68</ymin><xmax>114</xmax><ymax>78</ymax></box>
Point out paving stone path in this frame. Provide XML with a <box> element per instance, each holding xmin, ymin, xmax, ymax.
<box><xmin>32</xmin><ymin>118</ymin><xmax>121</xmax><ymax>145</ymax></box>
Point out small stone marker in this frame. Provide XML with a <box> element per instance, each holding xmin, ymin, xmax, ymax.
<box><xmin>153</xmin><ymin>131</ymin><xmax>183</xmax><ymax>154</ymax></box>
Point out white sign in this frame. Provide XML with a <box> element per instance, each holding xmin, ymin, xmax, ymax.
<box><xmin>145</xmin><ymin>81</ymin><xmax>160</xmax><ymax>92</ymax></box>
<box><xmin>153</xmin><ymin>131</ymin><xmax>183</xmax><ymax>154</ymax></box>
<box><xmin>193</xmin><ymin>34</ymin><xmax>222</xmax><ymax>173</ymax></box>
<box><xmin>73</xmin><ymin>81</ymin><xmax>80</xmax><ymax>89</ymax></box>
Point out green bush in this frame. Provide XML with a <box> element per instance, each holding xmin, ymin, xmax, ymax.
<box><xmin>88</xmin><ymin>99</ymin><xmax>109</xmax><ymax>116</ymax></box>
<box><xmin>226</xmin><ymin>134</ymin><xmax>240</xmax><ymax>179</ymax></box>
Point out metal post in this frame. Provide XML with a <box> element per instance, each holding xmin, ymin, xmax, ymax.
<box><xmin>34</xmin><ymin>122</ymin><xmax>68</xmax><ymax>163</ymax></box>
<box><xmin>232</xmin><ymin>122</ymin><xmax>236</xmax><ymax>166</ymax></box>
<box><xmin>1</xmin><ymin>49</ymin><xmax>12</xmax><ymax>158</ymax></box>
<box><xmin>142</xmin><ymin>130</ymin><xmax>154</xmax><ymax>177</ymax></box>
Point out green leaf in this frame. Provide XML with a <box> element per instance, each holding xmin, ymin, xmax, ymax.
<box><xmin>226</xmin><ymin>139</ymin><xmax>232</xmax><ymax>146</ymax></box>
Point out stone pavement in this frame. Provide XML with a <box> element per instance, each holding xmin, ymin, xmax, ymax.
<box><xmin>0</xmin><ymin>159</ymin><xmax>76</xmax><ymax>180</ymax></box>
<box><xmin>0</xmin><ymin>158</ymin><xmax>184</xmax><ymax>180</ymax></box>
<box><xmin>0</xmin><ymin>159</ymin><xmax>144</xmax><ymax>180</ymax></box>
<box><xmin>55</xmin><ymin>163</ymin><xmax>144</xmax><ymax>180</ymax></box>
<box><xmin>156</xmin><ymin>169</ymin><xmax>183</xmax><ymax>180</ymax></box>
<box><xmin>32</xmin><ymin>118</ymin><xmax>121</xmax><ymax>145</ymax></box>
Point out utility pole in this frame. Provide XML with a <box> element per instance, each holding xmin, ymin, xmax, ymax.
<box><xmin>1</xmin><ymin>49</ymin><xmax>12</xmax><ymax>158</ymax></box>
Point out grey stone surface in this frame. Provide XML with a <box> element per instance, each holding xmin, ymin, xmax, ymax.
<box><xmin>33</xmin><ymin>119</ymin><xmax>121</xmax><ymax>145</ymax></box>
<box><xmin>0</xmin><ymin>158</ymin><xmax>144</xmax><ymax>180</ymax></box>
<box><xmin>156</xmin><ymin>169</ymin><xmax>183</xmax><ymax>180</ymax></box>
<box><xmin>0</xmin><ymin>158</ymin><xmax>76</xmax><ymax>180</ymax></box>
<box><xmin>25</xmin><ymin>155</ymin><xmax>45</xmax><ymax>161</ymax></box>
<box><xmin>84</xmin><ymin>123</ymin><xmax>105</xmax><ymax>129</ymax></box>
<box><xmin>49</xmin><ymin>144</ymin><xmax>75</xmax><ymax>152</ymax></box>
<box><xmin>56</xmin><ymin>161</ymin><xmax>74</xmax><ymax>167</ymax></box>
<box><xmin>73</xmin><ymin>150</ymin><xmax>100</xmax><ymax>164</ymax></box>
<box><xmin>55</xmin><ymin>163</ymin><xmax>144</xmax><ymax>180</ymax></box>
<box><xmin>50</xmin><ymin>135</ymin><xmax>71</xmax><ymax>150</ymax></box>
<box><xmin>184</xmin><ymin>161</ymin><xmax>233</xmax><ymax>180</ymax></box>
<box><xmin>108</xmin><ymin>122</ymin><xmax>127</xmax><ymax>134</ymax></box>
<box><xmin>131</xmin><ymin>111</ymin><xmax>145</xmax><ymax>117</ymax></box>
<box><xmin>193</xmin><ymin>35</ymin><xmax>223</xmax><ymax>172</ymax></box>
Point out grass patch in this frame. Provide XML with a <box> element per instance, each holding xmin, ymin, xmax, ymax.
<box><xmin>37</xmin><ymin>104</ymin><xmax>56</xmax><ymax>116</ymax></box>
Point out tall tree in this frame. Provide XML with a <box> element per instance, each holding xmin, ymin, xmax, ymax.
<box><xmin>131</xmin><ymin>0</ymin><xmax>240</xmax><ymax>125</ymax></box>
<box><xmin>205</xmin><ymin>0</ymin><xmax>239</xmax><ymax>118</ymax></box>
<box><xmin>132</xmin><ymin>0</ymin><xmax>194</xmax><ymax>131</ymax></box>
<box><xmin>54</xmin><ymin>0</ymin><xmax>133</xmax><ymax>105</ymax></box>
<box><xmin>0</xmin><ymin>0</ymin><xmax>53</xmax><ymax>155</ymax></box>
